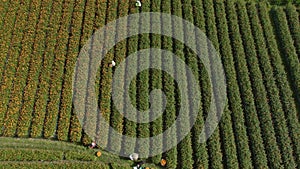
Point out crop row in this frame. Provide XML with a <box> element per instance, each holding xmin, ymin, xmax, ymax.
<box><xmin>284</xmin><ymin>4</ymin><xmax>300</xmax><ymax>114</ymax></box>
<box><xmin>213</xmin><ymin>0</ymin><xmax>239</xmax><ymax>168</ymax></box>
<box><xmin>181</xmin><ymin>0</ymin><xmax>210</xmax><ymax>168</ymax></box>
<box><xmin>160</xmin><ymin>0</ymin><xmax>178</xmax><ymax>168</ymax></box>
<box><xmin>0</xmin><ymin>0</ymin><xmax>20</xmax><ymax>84</ymax></box>
<box><xmin>30</xmin><ymin>0</ymin><xmax>64</xmax><ymax>138</ymax></box>
<box><xmin>135</xmin><ymin>0</ymin><xmax>151</xmax><ymax>158</ymax></box>
<box><xmin>272</xmin><ymin>7</ymin><xmax>300</xmax><ymax>117</ymax></box>
<box><xmin>285</xmin><ymin>4</ymin><xmax>300</xmax><ymax>59</ymax></box>
<box><xmin>108</xmin><ymin>0</ymin><xmax>129</xmax><ymax>154</ymax></box>
<box><xmin>236</xmin><ymin>2</ymin><xmax>284</xmax><ymax>168</ymax></box>
<box><xmin>119</xmin><ymin>0</ymin><xmax>139</xmax><ymax>155</ymax></box>
<box><xmin>220</xmin><ymin>0</ymin><xmax>253</xmax><ymax>167</ymax></box>
<box><xmin>247</xmin><ymin>2</ymin><xmax>296</xmax><ymax>168</ymax></box>
<box><xmin>1</xmin><ymin>0</ymin><xmax>32</xmax><ymax>136</ymax></box>
<box><xmin>171</xmin><ymin>0</ymin><xmax>194</xmax><ymax>168</ymax></box>
<box><xmin>202</xmin><ymin>0</ymin><xmax>224</xmax><ymax>168</ymax></box>
<box><xmin>0</xmin><ymin>162</ymin><xmax>109</xmax><ymax>169</ymax></box>
<box><xmin>95</xmin><ymin>0</ymin><xmax>119</xmax><ymax>149</ymax></box>
<box><xmin>172</xmin><ymin>1</ymin><xmax>194</xmax><ymax>168</ymax></box>
<box><xmin>0</xmin><ymin>0</ymin><xmax>10</xmax><ymax>29</ymax></box>
<box><xmin>0</xmin><ymin>148</ymin><xmax>102</xmax><ymax>162</ymax></box>
<box><xmin>226</xmin><ymin>1</ymin><xmax>268</xmax><ymax>168</ymax></box>
<box><xmin>0</xmin><ymin>148</ymin><xmax>63</xmax><ymax>161</ymax></box>
<box><xmin>258</xmin><ymin>3</ymin><xmax>299</xmax><ymax>166</ymax></box>
<box><xmin>57</xmin><ymin>0</ymin><xmax>86</xmax><ymax>142</ymax></box>
<box><xmin>17</xmin><ymin>0</ymin><xmax>54</xmax><ymax>138</ymax></box>
<box><xmin>7</xmin><ymin>0</ymin><xmax>44</xmax><ymax>137</ymax></box>
<box><xmin>189</xmin><ymin>0</ymin><xmax>209</xmax><ymax>168</ymax></box>
<box><xmin>149</xmin><ymin>0</ymin><xmax>163</xmax><ymax>164</ymax></box>
<box><xmin>78</xmin><ymin>0</ymin><xmax>108</xmax><ymax>145</ymax></box>
<box><xmin>121</xmin><ymin>40</ymin><xmax>138</xmax><ymax>154</ymax></box>
<box><xmin>43</xmin><ymin>0</ymin><xmax>75</xmax><ymax>139</ymax></box>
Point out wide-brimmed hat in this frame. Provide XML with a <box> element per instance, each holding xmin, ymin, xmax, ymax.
<box><xmin>129</xmin><ymin>153</ymin><xmax>139</xmax><ymax>161</ymax></box>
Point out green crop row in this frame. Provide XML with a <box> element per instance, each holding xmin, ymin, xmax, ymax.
<box><xmin>107</xmin><ymin>0</ymin><xmax>129</xmax><ymax>154</ymax></box>
<box><xmin>120</xmin><ymin>33</ymin><xmax>138</xmax><ymax>154</ymax></box>
<box><xmin>0</xmin><ymin>162</ymin><xmax>109</xmax><ymax>169</ymax></box>
<box><xmin>78</xmin><ymin>0</ymin><xmax>108</xmax><ymax>145</ymax></box>
<box><xmin>80</xmin><ymin>0</ymin><xmax>96</xmax><ymax>48</ymax></box>
<box><xmin>202</xmin><ymin>0</ymin><xmax>224</xmax><ymax>168</ymax></box>
<box><xmin>57</xmin><ymin>0</ymin><xmax>86</xmax><ymax>142</ymax></box>
<box><xmin>272</xmin><ymin>7</ymin><xmax>300</xmax><ymax>114</ymax></box>
<box><xmin>182</xmin><ymin>0</ymin><xmax>205</xmax><ymax>168</ymax></box>
<box><xmin>258</xmin><ymin>3</ymin><xmax>299</xmax><ymax>165</ymax></box>
<box><xmin>236</xmin><ymin>2</ymin><xmax>283</xmax><ymax>168</ymax></box>
<box><xmin>120</xmin><ymin>0</ymin><xmax>139</xmax><ymax>155</ymax></box>
<box><xmin>149</xmin><ymin>0</ymin><xmax>163</xmax><ymax>163</ymax></box>
<box><xmin>121</xmin><ymin>36</ymin><xmax>138</xmax><ymax>155</ymax></box>
<box><xmin>160</xmin><ymin>0</ymin><xmax>177</xmax><ymax>168</ymax></box>
<box><xmin>96</xmin><ymin>0</ymin><xmax>119</xmax><ymax>149</ymax></box>
<box><xmin>161</xmin><ymin>1</ymin><xmax>178</xmax><ymax>168</ymax></box>
<box><xmin>221</xmin><ymin>0</ymin><xmax>253</xmax><ymax>167</ymax></box>
<box><xmin>149</xmin><ymin>42</ymin><xmax>163</xmax><ymax>165</ymax></box>
<box><xmin>285</xmin><ymin>4</ymin><xmax>300</xmax><ymax>58</ymax></box>
<box><xmin>247</xmin><ymin>2</ymin><xmax>295</xmax><ymax>168</ymax></box>
<box><xmin>1</xmin><ymin>0</ymin><xmax>32</xmax><ymax>136</ymax></box>
<box><xmin>213</xmin><ymin>0</ymin><xmax>239</xmax><ymax>168</ymax></box>
<box><xmin>190</xmin><ymin>0</ymin><xmax>209</xmax><ymax>168</ymax></box>
<box><xmin>231</xmin><ymin>1</ymin><xmax>268</xmax><ymax>168</ymax></box>
<box><xmin>136</xmin><ymin>0</ymin><xmax>151</xmax><ymax>158</ymax></box>
<box><xmin>30</xmin><ymin>0</ymin><xmax>64</xmax><ymax>138</ymax></box>
<box><xmin>18</xmin><ymin>0</ymin><xmax>54</xmax><ymax>138</ymax></box>
<box><xmin>172</xmin><ymin>0</ymin><xmax>194</xmax><ymax>168</ymax></box>
<box><xmin>64</xmin><ymin>151</ymin><xmax>97</xmax><ymax>161</ymax></box>
<box><xmin>0</xmin><ymin>148</ymin><xmax>63</xmax><ymax>161</ymax></box>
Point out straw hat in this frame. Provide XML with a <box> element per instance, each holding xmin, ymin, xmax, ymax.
<box><xmin>96</xmin><ymin>151</ymin><xmax>101</xmax><ymax>157</ymax></box>
<box><xmin>129</xmin><ymin>153</ymin><xmax>139</xmax><ymax>161</ymax></box>
<box><xmin>160</xmin><ymin>159</ymin><xmax>166</xmax><ymax>166</ymax></box>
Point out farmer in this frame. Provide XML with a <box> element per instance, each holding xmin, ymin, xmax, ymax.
<box><xmin>89</xmin><ymin>141</ymin><xmax>97</xmax><ymax>149</ymax></box>
<box><xmin>109</xmin><ymin>60</ymin><xmax>116</xmax><ymax>67</ymax></box>
<box><xmin>133</xmin><ymin>161</ymin><xmax>145</xmax><ymax>169</ymax></box>
<box><xmin>135</xmin><ymin>0</ymin><xmax>141</xmax><ymax>7</ymax></box>
<box><xmin>129</xmin><ymin>153</ymin><xmax>139</xmax><ymax>161</ymax></box>
<box><xmin>136</xmin><ymin>161</ymin><xmax>145</xmax><ymax>169</ymax></box>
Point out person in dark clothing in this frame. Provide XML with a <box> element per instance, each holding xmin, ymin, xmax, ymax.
<box><xmin>136</xmin><ymin>161</ymin><xmax>145</xmax><ymax>169</ymax></box>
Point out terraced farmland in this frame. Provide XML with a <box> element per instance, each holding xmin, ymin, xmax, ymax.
<box><xmin>0</xmin><ymin>0</ymin><xmax>299</xmax><ymax>168</ymax></box>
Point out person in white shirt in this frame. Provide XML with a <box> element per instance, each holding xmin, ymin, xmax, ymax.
<box><xmin>136</xmin><ymin>0</ymin><xmax>141</xmax><ymax>7</ymax></box>
<box><xmin>129</xmin><ymin>153</ymin><xmax>139</xmax><ymax>161</ymax></box>
<box><xmin>109</xmin><ymin>60</ymin><xmax>116</xmax><ymax>67</ymax></box>
<box><xmin>89</xmin><ymin>141</ymin><xmax>97</xmax><ymax>149</ymax></box>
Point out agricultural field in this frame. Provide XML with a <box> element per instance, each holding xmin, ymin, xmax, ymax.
<box><xmin>0</xmin><ymin>0</ymin><xmax>300</xmax><ymax>168</ymax></box>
